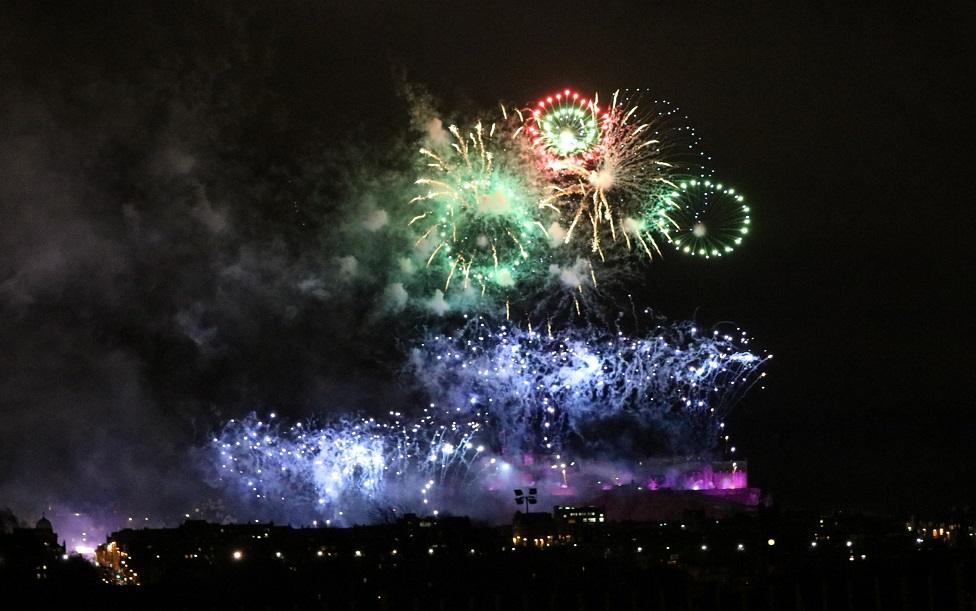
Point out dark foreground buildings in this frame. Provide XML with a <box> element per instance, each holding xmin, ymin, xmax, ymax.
<box><xmin>0</xmin><ymin>513</ymin><xmax>100</xmax><ymax>592</ymax></box>
<box><xmin>0</xmin><ymin>515</ymin><xmax>66</xmax><ymax>579</ymax></box>
<box><xmin>3</xmin><ymin>505</ymin><xmax>976</xmax><ymax>609</ymax></box>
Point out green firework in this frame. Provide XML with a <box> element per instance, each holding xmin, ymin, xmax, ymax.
<box><xmin>409</xmin><ymin>120</ymin><xmax>551</xmax><ymax>298</ymax></box>
<box><xmin>658</xmin><ymin>179</ymin><xmax>751</xmax><ymax>258</ymax></box>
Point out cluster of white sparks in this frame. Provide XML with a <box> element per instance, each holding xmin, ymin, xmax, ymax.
<box><xmin>410</xmin><ymin>313</ymin><xmax>770</xmax><ymax>454</ymax></box>
<box><xmin>211</xmin><ymin>313</ymin><xmax>768</xmax><ymax>522</ymax></box>
<box><xmin>212</xmin><ymin>410</ymin><xmax>488</xmax><ymax>522</ymax></box>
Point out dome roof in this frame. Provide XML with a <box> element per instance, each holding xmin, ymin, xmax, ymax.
<box><xmin>35</xmin><ymin>516</ymin><xmax>53</xmax><ymax>531</ymax></box>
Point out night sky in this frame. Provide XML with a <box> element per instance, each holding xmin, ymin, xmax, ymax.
<box><xmin>1</xmin><ymin>1</ymin><xmax>974</xmax><ymax>524</ymax></box>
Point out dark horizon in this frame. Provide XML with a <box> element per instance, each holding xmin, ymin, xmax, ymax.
<box><xmin>1</xmin><ymin>1</ymin><xmax>974</xmax><ymax>533</ymax></box>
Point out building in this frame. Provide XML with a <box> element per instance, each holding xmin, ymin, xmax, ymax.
<box><xmin>511</xmin><ymin>511</ymin><xmax>557</xmax><ymax>548</ymax></box>
<box><xmin>0</xmin><ymin>516</ymin><xmax>67</xmax><ymax>581</ymax></box>
<box><xmin>95</xmin><ymin>514</ymin><xmax>496</xmax><ymax>585</ymax></box>
<box><xmin>554</xmin><ymin>506</ymin><xmax>605</xmax><ymax>525</ymax></box>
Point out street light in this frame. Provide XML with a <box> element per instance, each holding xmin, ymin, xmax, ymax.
<box><xmin>514</xmin><ymin>488</ymin><xmax>538</xmax><ymax>513</ymax></box>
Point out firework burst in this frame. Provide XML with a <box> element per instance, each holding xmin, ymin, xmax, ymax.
<box><xmin>526</xmin><ymin>88</ymin><xmax>606</xmax><ymax>159</ymax></box>
<box><xmin>408</xmin><ymin>114</ymin><xmax>551</xmax><ymax>301</ymax></box>
<box><xmin>661</xmin><ymin>179</ymin><xmax>752</xmax><ymax>258</ymax></box>
<box><xmin>539</xmin><ymin>90</ymin><xmax>708</xmax><ymax>263</ymax></box>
